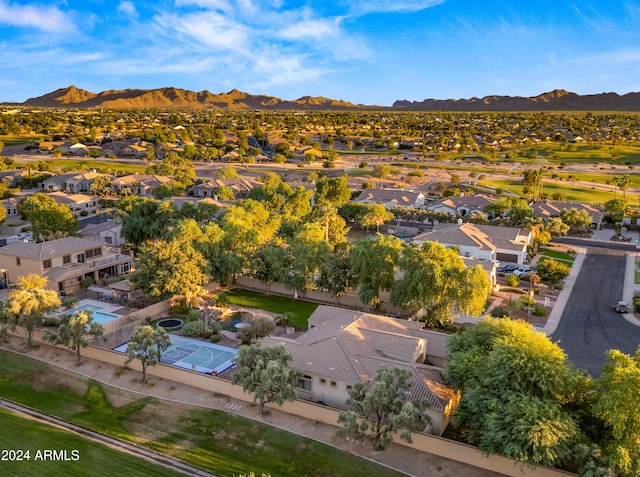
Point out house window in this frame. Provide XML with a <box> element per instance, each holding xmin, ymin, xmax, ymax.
<box><xmin>43</xmin><ymin>259</ymin><xmax>52</xmax><ymax>269</ymax></box>
<box><xmin>104</xmin><ymin>236</ymin><xmax>113</xmax><ymax>245</ymax></box>
<box><xmin>330</xmin><ymin>381</ymin><xmax>337</xmax><ymax>388</ymax></box>
<box><xmin>298</xmin><ymin>375</ymin><xmax>312</xmax><ymax>391</ymax></box>
<box><xmin>320</xmin><ymin>378</ymin><xmax>326</xmax><ymax>386</ymax></box>
<box><xmin>63</xmin><ymin>255</ymin><xmax>71</xmax><ymax>264</ymax></box>
<box><xmin>93</xmin><ymin>247</ymin><xmax>102</xmax><ymax>256</ymax></box>
<box><xmin>16</xmin><ymin>257</ymin><xmax>21</xmax><ymax>266</ymax></box>
<box><xmin>121</xmin><ymin>262</ymin><xmax>132</xmax><ymax>275</ymax></box>
<box><xmin>76</xmin><ymin>253</ymin><xmax>85</xmax><ymax>263</ymax></box>
<box><xmin>85</xmin><ymin>249</ymin><xmax>94</xmax><ymax>259</ymax></box>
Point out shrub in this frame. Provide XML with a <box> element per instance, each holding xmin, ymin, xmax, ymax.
<box><xmin>42</xmin><ymin>318</ymin><xmax>60</xmax><ymax>327</ymax></box>
<box><xmin>505</xmin><ymin>274</ymin><xmax>520</xmax><ymax>287</ymax></box>
<box><xmin>490</xmin><ymin>306</ymin><xmax>510</xmax><ymax>318</ymax></box>
<box><xmin>210</xmin><ymin>334</ymin><xmax>221</xmax><ymax>343</ymax></box>
<box><xmin>80</xmin><ymin>210</ymin><xmax>89</xmax><ymax>216</ymax></box>
<box><xmin>532</xmin><ymin>304</ymin><xmax>548</xmax><ymax>317</ymax></box>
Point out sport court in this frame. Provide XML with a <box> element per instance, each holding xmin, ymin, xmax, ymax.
<box><xmin>114</xmin><ymin>334</ymin><xmax>238</xmax><ymax>375</ymax></box>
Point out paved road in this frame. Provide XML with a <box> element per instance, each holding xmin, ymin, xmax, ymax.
<box><xmin>551</xmin><ymin>248</ymin><xmax>640</xmax><ymax>377</ymax></box>
<box><xmin>555</xmin><ymin>237</ymin><xmax>637</xmax><ymax>252</ymax></box>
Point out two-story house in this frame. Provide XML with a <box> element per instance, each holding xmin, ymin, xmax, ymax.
<box><xmin>0</xmin><ymin>237</ymin><xmax>134</xmax><ymax>294</ymax></box>
<box><xmin>413</xmin><ymin>222</ymin><xmax>532</xmax><ymax>264</ymax></box>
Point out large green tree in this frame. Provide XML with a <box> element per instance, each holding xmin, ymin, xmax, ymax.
<box><xmin>3</xmin><ymin>274</ymin><xmax>60</xmax><ymax>348</ymax></box>
<box><xmin>43</xmin><ymin>309</ymin><xmax>104</xmax><ymax>364</ymax></box>
<box><xmin>124</xmin><ymin>325</ymin><xmax>171</xmax><ymax>384</ymax></box>
<box><xmin>391</xmin><ymin>242</ymin><xmax>490</xmax><ymax>326</ymax></box>
<box><xmin>131</xmin><ymin>237</ymin><xmax>210</xmax><ymax>301</ymax></box>
<box><xmin>593</xmin><ymin>347</ymin><xmax>640</xmax><ymax>477</ymax></box>
<box><xmin>559</xmin><ymin>208</ymin><xmax>593</xmax><ymax>235</ymax></box>
<box><xmin>445</xmin><ymin>317</ymin><xmax>591</xmax><ymax>468</ymax></box>
<box><xmin>337</xmin><ymin>366</ymin><xmax>430</xmax><ymax>451</ymax></box>
<box><xmin>349</xmin><ymin>234</ymin><xmax>404</xmax><ymax>308</ymax></box>
<box><xmin>18</xmin><ymin>193</ymin><xmax>79</xmax><ymax>241</ymax></box>
<box><xmin>314</xmin><ymin>175</ymin><xmax>351</xmax><ymax>207</ymax></box>
<box><xmin>232</xmin><ymin>344</ymin><xmax>300</xmax><ymax>415</ymax></box>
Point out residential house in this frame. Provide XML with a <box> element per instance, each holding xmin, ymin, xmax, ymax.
<box><xmin>424</xmin><ymin>193</ymin><xmax>497</xmax><ymax>218</ymax></box>
<box><xmin>65</xmin><ymin>171</ymin><xmax>109</xmax><ymax>193</ymax></box>
<box><xmin>0</xmin><ymin>236</ymin><xmax>134</xmax><ymax>294</ymax></box>
<box><xmin>120</xmin><ymin>144</ymin><xmax>148</xmax><ymax>159</ymax></box>
<box><xmin>1</xmin><ymin>197</ymin><xmax>20</xmax><ymax>219</ymax></box>
<box><xmin>261</xmin><ymin>305</ymin><xmax>458</xmax><ymax>436</ymax></box>
<box><xmin>530</xmin><ymin>200</ymin><xmax>603</xmax><ymax>229</ymax></box>
<box><xmin>48</xmin><ymin>191</ymin><xmax>98</xmax><ymax>218</ymax></box>
<box><xmin>110</xmin><ymin>174</ymin><xmax>173</xmax><ymax>197</ymax></box>
<box><xmin>191</xmin><ymin>178</ymin><xmax>261</xmax><ymax>199</ymax></box>
<box><xmin>79</xmin><ymin>219</ymin><xmax>125</xmax><ymax>247</ymax></box>
<box><xmin>355</xmin><ymin>188</ymin><xmax>426</xmax><ymax>209</ymax></box>
<box><xmin>413</xmin><ymin>222</ymin><xmax>532</xmax><ymax>264</ymax></box>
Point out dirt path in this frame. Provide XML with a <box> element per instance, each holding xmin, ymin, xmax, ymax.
<box><xmin>0</xmin><ymin>336</ymin><xmax>504</xmax><ymax>477</ymax></box>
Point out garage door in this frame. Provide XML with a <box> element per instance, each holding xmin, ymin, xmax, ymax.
<box><xmin>496</xmin><ymin>252</ymin><xmax>519</xmax><ymax>263</ymax></box>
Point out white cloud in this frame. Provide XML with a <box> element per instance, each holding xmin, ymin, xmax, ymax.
<box><xmin>279</xmin><ymin>18</ymin><xmax>342</xmax><ymax>41</ymax></box>
<box><xmin>118</xmin><ymin>1</ymin><xmax>138</xmax><ymax>19</ymax></box>
<box><xmin>568</xmin><ymin>49</ymin><xmax>640</xmax><ymax>65</ymax></box>
<box><xmin>0</xmin><ymin>0</ymin><xmax>70</xmax><ymax>32</ymax></box>
<box><xmin>346</xmin><ymin>0</ymin><xmax>444</xmax><ymax>15</ymax></box>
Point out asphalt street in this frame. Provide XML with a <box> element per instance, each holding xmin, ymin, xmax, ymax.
<box><xmin>551</xmin><ymin>247</ymin><xmax>640</xmax><ymax>377</ymax></box>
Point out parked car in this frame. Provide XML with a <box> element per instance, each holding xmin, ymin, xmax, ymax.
<box><xmin>513</xmin><ymin>266</ymin><xmax>532</xmax><ymax>277</ymax></box>
<box><xmin>615</xmin><ymin>301</ymin><xmax>629</xmax><ymax>313</ymax></box>
<box><xmin>497</xmin><ymin>264</ymin><xmax>519</xmax><ymax>273</ymax></box>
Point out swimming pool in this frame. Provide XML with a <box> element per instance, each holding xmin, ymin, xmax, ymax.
<box><xmin>75</xmin><ymin>304</ymin><xmax>120</xmax><ymax>324</ymax></box>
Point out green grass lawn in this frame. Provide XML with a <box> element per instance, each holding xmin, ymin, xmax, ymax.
<box><xmin>0</xmin><ymin>409</ymin><xmax>185</xmax><ymax>477</ymax></box>
<box><xmin>539</xmin><ymin>247</ymin><xmax>576</xmax><ymax>263</ymax></box>
<box><xmin>0</xmin><ymin>134</ymin><xmax>45</xmax><ymax>146</ymax></box>
<box><xmin>220</xmin><ymin>288</ymin><xmax>318</xmax><ymax>328</ymax></box>
<box><xmin>0</xmin><ymin>350</ymin><xmax>403</xmax><ymax>477</ymax></box>
<box><xmin>483</xmin><ymin>178</ymin><xmax>617</xmax><ymax>203</ymax></box>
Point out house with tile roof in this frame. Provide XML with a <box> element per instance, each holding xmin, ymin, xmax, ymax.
<box><xmin>424</xmin><ymin>193</ymin><xmax>498</xmax><ymax>218</ymax></box>
<box><xmin>413</xmin><ymin>222</ymin><xmax>531</xmax><ymax>265</ymax></box>
<box><xmin>0</xmin><ymin>236</ymin><xmax>134</xmax><ymax>294</ymax></box>
<box><xmin>47</xmin><ymin>191</ymin><xmax>98</xmax><ymax>218</ymax></box>
<box><xmin>191</xmin><ymin>178</ymin><xmax>261</xmax><ymax>199</ymax></box>
<box><xmin>530</xmin><ymin>200</ymin><xmax>603</xmax><ymax>229</ymax></box>
<box><xmin>355</xmin><ymin>188</ymin><xmax>426</xmax><ymax>209</ymax></box>
<box><xmin>110</xmin><ymin>174</ymin><xmax>173</xmax><ymax>197</ymax></box>
<box><xmin>261</xmin><ymin>305</ymin><xmax>457</xmax><ymax>435</ymax></box>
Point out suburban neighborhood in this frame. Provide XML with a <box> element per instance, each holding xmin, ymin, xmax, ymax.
<box><xmin>1</xmin><ymin>106</ymin><xmax>640</xmax><ymax>477</ymax></box>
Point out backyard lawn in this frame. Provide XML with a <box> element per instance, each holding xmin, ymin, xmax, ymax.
<box><xmin>220</xmin><ymin>288</ymin><xmax>318</xmax><ymax>328</ymax></box>
<box><xmin>0</xmin><ymin>350</ymin><xmax>404</xmax><ymax>477</ymax></box>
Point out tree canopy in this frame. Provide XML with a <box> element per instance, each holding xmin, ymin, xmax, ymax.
<box><xmin>124</xmin><ymin>325</ymin><xmax>171</xmax><ymax>384</ymax></box>
<box><xmin>18</xmin><ymin>193</ymin><xmax>79</xmax><ymax>241</ymax></box>
<box><xmin>391</xmin><ymin>241</ymin><xmax>490</xmax><ymax>326</ymax></box>
<box><xmin>337</xmin><ymin>366</ymin><xmax>430</xmax><ymax>450</ymax></box>
<box><xmin>232</xmin><ymin>343</ymin><xmax>300</xmax><ymax>415</ymax></box>
<box><xmin>43</xmin><ymin>309</ymin><xmax>104</xmax><ymax>364</ymax></box>
<box><xmin>445</xmin><ymin>317</ymin><xmax>592</xmax><ymax>468</ymax></box>
<box><xmin>3</xmin><ymin>274</ymin><xmax>60</xmax><ymax>348</ymax></box>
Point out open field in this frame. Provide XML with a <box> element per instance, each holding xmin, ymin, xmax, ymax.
<box><xmin>220</xmin><ymin>288</ymin><xmax>318</xmax><ymax>328</ymax></box>
<box><xmin>482</xmin><ymin>178</ymin><xmax>617</xmax><ymax>203</ymax></box>
<box><xmin>0</xmin><ymin>135</ymin><xmax>45</xmax><ymax>146</ymax></box>
<box><xmin>0</xmin><ymin>349</ymin><xmax>406</xmax><ymax>477</ymax></box>
<box><xmin>0</xmin><ymin>408</ymin><xmax>186</xmax><ymax>477</ymax></box>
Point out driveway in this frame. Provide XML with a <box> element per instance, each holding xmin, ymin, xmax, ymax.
<box><xmin>551</xmin><ymin>247</ymin><xmax>640</xmax><ymax>377</ymax></box>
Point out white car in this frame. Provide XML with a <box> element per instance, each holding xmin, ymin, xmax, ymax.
<box><xmin>512</xmin><ymin>266</ymin><xmax>532</xmax><ymax>277</ymax></box>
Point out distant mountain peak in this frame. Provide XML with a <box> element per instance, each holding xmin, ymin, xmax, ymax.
<box><xmin>15</xmin><ymin>87</ymin><xmax>640</xmax><ymax>111</ymax></box>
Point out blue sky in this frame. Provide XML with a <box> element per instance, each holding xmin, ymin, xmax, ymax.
<box><xmin>1</xmin><ymin>0</ymin><xmax>640</xmax><ymax>105</ymax></box>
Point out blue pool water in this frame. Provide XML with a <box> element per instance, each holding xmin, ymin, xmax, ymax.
<box><xmin>75</xmin><ymin>304</ymin><xmax>119</xmax><ymax>324</ymax></box>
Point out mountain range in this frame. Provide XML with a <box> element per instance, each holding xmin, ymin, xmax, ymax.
<box><xmin>12</xmin><ymin>86</ymin><xmax>640</xmax><ymax>111</ymax></box>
